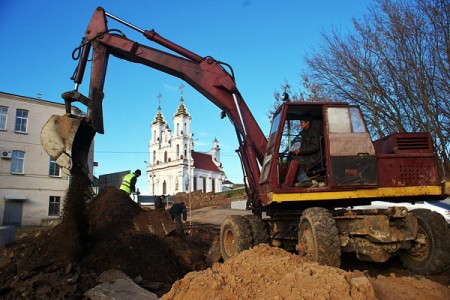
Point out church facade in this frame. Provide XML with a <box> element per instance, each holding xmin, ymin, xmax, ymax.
<box><xmin>146</xmin><ymin>96</ymin><xmax>225</xmax><ymax>196</ymax></box>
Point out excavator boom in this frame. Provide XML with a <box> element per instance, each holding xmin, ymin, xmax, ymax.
<box><xmin>41</xmin><ymin>7</ymin><xmax>267</xmax><ymax>202</ymax></box>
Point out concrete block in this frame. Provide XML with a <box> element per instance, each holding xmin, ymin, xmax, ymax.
<box><xmin>84</xmin><ymin>278</ymin><xmax>158</xmax><ymax>300</ymax></box>
<box><xmin>231</xmin><ymin>200</ymin><xmax>247</xmax><ymax>210</ymax></box>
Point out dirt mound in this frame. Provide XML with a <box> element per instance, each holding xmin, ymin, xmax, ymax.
<box><xmin>163</xmin><ymin>244</ymin><xmax>450</xmax><ymax>300</ymax></box>
<box><xmin>0</xmin><ymin>181</ymin><xmax>211</xmax><ymax>299</ymax></box>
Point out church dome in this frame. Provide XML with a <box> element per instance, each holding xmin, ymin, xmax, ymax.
<box><xmin>152</xmin><ymin>106</ymin><xmax>167</xmax><ymax>125</ymax></box>
<box><xmin>174</xmin><ymin>97</ymin><xmax>190</xmax><ymax>117</ymax></box>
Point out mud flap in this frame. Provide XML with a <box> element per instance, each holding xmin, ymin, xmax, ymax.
<box><xmin>40</xmin><ymin>114</ymin><xmax>95</xmax><ymax>175</ymax></box>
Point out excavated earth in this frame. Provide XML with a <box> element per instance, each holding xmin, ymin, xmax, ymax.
<box><xmin>0</xmin><ymin>175</ymin><xmax>449</xmax><ymax>299</ymax></box>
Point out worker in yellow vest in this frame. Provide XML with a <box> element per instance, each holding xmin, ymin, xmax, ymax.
<box><xmin>120</xmin><ymin>169</ymin><xmax>141</xmax><ymax>196</ymax></box>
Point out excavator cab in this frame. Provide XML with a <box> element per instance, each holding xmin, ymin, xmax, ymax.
<box><xmin>260</xmin><ymin>102</ymin><xmax>378</xmax><ymax>192</ymax></box>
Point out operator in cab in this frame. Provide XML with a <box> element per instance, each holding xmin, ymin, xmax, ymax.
<box><xmin>289</xmin><ymin>115</ymin><xmax>322</xmax><ymax>188</ymax></box>
<box><xmin>120</xmin><ymin>169</ymin><xmax>141</xmax><ymax>196</ymax></box>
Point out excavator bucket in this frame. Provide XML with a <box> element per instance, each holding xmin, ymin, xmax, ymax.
<box><xmin>41</xmin><ymin>114</ymin><xmax>96</xmax><ymax>175</ymax></box>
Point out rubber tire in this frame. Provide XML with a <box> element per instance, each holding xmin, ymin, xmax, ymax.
<box><xmin>220</xmin><ymin>215</ymin><xmax>252</xmax><ymax>261</ymax></box>
<box><xmin>298</xmin><ymin>207</ymin><xmax>341</xmax><ymax>267</ymax></box>
<box><xmin>243</xmin><ymin>215</ymin><xmax>269</xmax><ymax>247</ymax></box>
<box><xmin>400</xmin><ymin>209</ymin><xmax>450</xmax><ymax>275</ymax></box>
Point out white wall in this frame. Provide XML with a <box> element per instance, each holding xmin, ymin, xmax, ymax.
<box><xmin>0</xmin><ymin>92</ymin><xmax>91</xmax><ymax>226</ymax></box>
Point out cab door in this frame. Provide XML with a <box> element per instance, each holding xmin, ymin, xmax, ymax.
<box><xmin>325</xmin><ymin>106</ymin><xmax>378</xmax><ymax>187</ymax></box>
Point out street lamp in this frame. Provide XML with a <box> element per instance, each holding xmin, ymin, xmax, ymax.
<box><xmin>144</xmin><ymin>161</ymin><xmax>156</xmax><ymax>196</ymax></box>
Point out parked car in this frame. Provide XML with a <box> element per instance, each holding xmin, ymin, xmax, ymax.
<box><xmin>349</xmin><ymin>200</ymin><xmax>450</xmax><ymax>226</ymax></box>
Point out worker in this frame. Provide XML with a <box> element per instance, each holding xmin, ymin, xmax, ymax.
<box><xmin>154</xmin><ymin>194</ymin><xmax>166</xmax><ymax>211</ymax></box>
<box><xmin>289</xmin><ymin>115</ymin><xmax>322</xmax><ymax>188</ymax></box>
<box><xmin>119</xmin><ymin>169</ymin><xmax>141</xmax><ymax>196</ymax></box>
<box><xmin>169</xmin><ymin>201</ymin><xmax>187</xmax><ymax>233</ymax></box>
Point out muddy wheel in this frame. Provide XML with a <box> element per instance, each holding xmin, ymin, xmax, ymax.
<box><xmin>297</xmin><ymin>207</ymin><xmax>341</xmax><ymax>267</ymax></box>
<box><xmin>220</xmin><ymin>215</ymin><xmax>252</xmax><ymax>261</ymax></box>
<box><xmin>243</xmin><ymin>215</ymin><xmax>269</xmax><ymax>247</ymax></box>
<box><xmin>400</xmin><ymin>209</ymin><xmax>450</xmax><ymax>275</ymax></box>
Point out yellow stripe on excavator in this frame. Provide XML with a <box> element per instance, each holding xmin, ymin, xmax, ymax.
<box><xmin>267</xmin><ymin>186</ymin><xmax>443</xmax><ymax>203</ymax></box>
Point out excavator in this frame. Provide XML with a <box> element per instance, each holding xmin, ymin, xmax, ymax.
<box><xmin>41</xmin><ymin>7</ymin><xmax>449</xmax><ymax>275</ymax></box>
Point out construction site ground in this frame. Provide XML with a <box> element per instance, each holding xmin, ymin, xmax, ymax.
<box><xmin>0</xmin><ymin>181</ymin><xmax>449</xmax><ymax>299</ymax></box>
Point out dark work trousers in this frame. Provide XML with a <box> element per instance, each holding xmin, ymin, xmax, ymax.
<box><xmin>293</xmin><ymin>156</ymin><xmax>310</xmax><ymax>182</ymax></box>
<box><xmin>172</xmin><ymin>214</ymin><xmax>184</xmax><ymax>233</ymax></box>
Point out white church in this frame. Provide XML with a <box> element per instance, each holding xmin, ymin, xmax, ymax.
<box><xmin>146</xmin><ymin>94</ymin><xmax>225</xmax><ymax>196</ymax></box>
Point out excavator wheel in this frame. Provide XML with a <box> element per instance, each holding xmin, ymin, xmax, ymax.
<box><xmin>243</xmin><ymin>215</ymin><xmax>269</xmax><ymax>247</ymax></box>
<box><xmin>297</xmin><ymin>207</ymin><xmax>341</xmax><ymax>267</ymax></box>
<box><xmin>400</xmin><ymin>209</ymin><xmax>450</xmax><ymax>275</ymax></box>
<box><xmin>220</xmin><ymin>215</ymin><xmax>252</xmax><ymax>261</ymax></box>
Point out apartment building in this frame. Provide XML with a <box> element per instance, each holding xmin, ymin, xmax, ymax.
<box><xmin>0</xmin><ymin>92</ymin><xmax>90</xmax><ymax>226</ymax></box>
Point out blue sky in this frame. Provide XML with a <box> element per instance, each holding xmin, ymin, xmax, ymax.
<box><xmin>0</xmin><ymin>0</ymin><xmax>373</xmax><ymax>193</ymax></box>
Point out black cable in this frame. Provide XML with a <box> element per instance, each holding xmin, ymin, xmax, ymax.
<box><xmin>71</xmin><ymin>29</ymin><xmax>125</xmax><ymax>60</ymax></box>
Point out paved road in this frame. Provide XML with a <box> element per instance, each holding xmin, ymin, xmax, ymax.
<box><xmin>189</xmin><ymin>206</ymin><xmax>251</xmax><ymax>226</ymax></box>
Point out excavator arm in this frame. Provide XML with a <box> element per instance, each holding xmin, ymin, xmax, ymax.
<box><xmin>41</xmin><ymin>7</ymin><xmax>268</xmax><ymax>204</ymax></box>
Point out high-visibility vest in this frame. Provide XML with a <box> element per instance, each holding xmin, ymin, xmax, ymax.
<box><xmin>120</xmin><ymin>173</ymin><xmax>136</xmax><ymax>195</ymax></box>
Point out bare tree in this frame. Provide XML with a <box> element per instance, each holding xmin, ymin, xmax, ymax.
<box><xmin>299</xmin><ymin>0</ymin><xmax>449</xmax><ymax>177</ymax></box>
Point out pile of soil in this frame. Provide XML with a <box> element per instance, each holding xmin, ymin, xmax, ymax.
<box><xmin>0</xmin><ymin>176</ymin><xmax>212</xmax><ymax>299</ymax></box>
<box><xmin>174</xmin><ymin>189</ymin><xmax>247</xmax><ymax>209</ymax></box>
<box><xmin>163</xmin><ymin>244</ymin><xmax>450</xmax><ymax>300</ymax></box>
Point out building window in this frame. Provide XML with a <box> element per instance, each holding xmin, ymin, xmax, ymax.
<box><xmin>49</xmin><ymin>196</ymin><xmax>60</xmax><ymax>216</ymax></box>
<box><xmin>212</xmin><ymin>179</ymin><xmax>215</xmax><ymax>193</ymax></box>
<box><xmin>176</xmin><ymin>123</ymin><xmax>179</xmax><ymax>135</ymax></box>
<box><xmin>176</xmin><ymin>144</ymin><xmax>180</xmax><ymax>158</ymax></box>
<box><xmin>0</xmin><ymin>106</ymin><xmax>7</xmax><ymax>130</ymax></box>
<box><xmin>11</xmin><ymin>150</ymin><xmax>25</xmax><ymax>174</ymax></box>
<box><xmin>15</xmin><ymin>109</ymin><xmax>28</xmax><ymax>133</ymax></box>
<box><xmin>49</xmin><ymin>157</ymin><xmax>60</xmax><ymax>177</ymax></box>
<box><xmin>184</xmin><ymin>144</ymin><xmax>187</xmax><ymax>157</ymax></box>
<box><xmin>164</xmin><ymin>151</ymin><xmax>168</xmax><ymax>162</ymax></box>
<box><xmin>153</xmin><ymin>150</ymin><xmax>156</xmax><ymax>164</ymax></box>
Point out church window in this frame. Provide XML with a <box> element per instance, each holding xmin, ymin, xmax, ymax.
<box><xmin>164</xmin><ymin>151</ymin><xmax>168</xmax><ymax>162</ymax></box>
<box><xmin>176</xmin><ymin>144</ymin><xmax>180</xmax><ymax>158</ymax></box>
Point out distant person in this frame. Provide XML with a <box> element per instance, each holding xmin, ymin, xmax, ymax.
<box><xmin>155</xmin><ymin>194</ymin><xmax>166</xmax><ymax>211</ymax></box>
<box><xmin>119</xmin><ymin>169</ymin><xmax>141</xmax><ymax>196</ymax></box>
<box><xmin>169</xmin><ymin>202</ymin><xmax>187</xmax><ymax>233</ymax></box>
